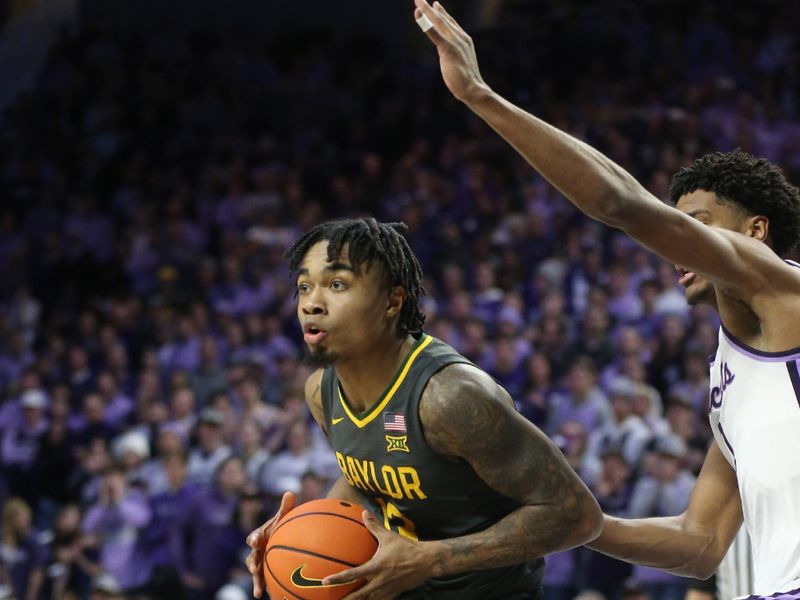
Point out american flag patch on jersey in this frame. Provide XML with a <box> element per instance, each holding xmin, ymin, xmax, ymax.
<box><xmin>384</xmin><ymin>412</ymin><xmax>406</xmax><ymax>433</ymax></box>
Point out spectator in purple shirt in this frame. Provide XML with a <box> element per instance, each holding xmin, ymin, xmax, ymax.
<box><xmin>159</xmin><ymin>315</ymin><xmax>203</xmax><ymax>375</ymax></box>
<box><xmin>546</xmin><ymin>357</ymin><xmax>612</xmax><ymax>437</ymax></box>
<box><xmin>173</xmin><ymin>455</ymin><xmax>246</xmax><ymax>600</ymax></box>
<box><xmin>81</xmin><ymin>466</ymin><xmax>152</xmax><ymax>592</ymax></box>
<box><xmin>187</xmin><ymin>408</ymin><xmax>233</xmax><ymax>486</ymax></box>
<box><xmin>95</xmin><ymin>371</ymin><xmax>134</xmax><ymax>429</ymax></box>
<box><xmin>146</xmin><ymin>451</ymin><xmax>199</xmax><ymax>599</ymax></box>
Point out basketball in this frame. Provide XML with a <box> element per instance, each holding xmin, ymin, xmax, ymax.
<box><xmin>263</xmin><ymin>499</ymin><xmax>378</xmax><ymax>600</ymax></box>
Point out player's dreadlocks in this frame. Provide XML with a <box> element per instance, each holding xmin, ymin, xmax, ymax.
<box><xmin>285</xmin><ymin>218</ymin><xmax>426</xmax><ymax>337</ymax></box>
<box><xmin>669</xmin><ymin>149</ymin><xmax>800</xmax><ymax>256</ymax></box>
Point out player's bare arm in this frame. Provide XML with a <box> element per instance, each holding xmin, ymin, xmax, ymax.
<box><xmin>420</xmin><ymin>363</ymin><xmax>603</xmax><ymax>574</ymax></box>
<box><xmin>322</xmin><ymin>363</ymin><xmax>602</xmax><ymax>599</ymax></box>
<box><xmin>588</xmin><ymin>441</ymin><xmax>743</xmax><ymax>579</ymax></box>
<box><xmin>413</xmin><ymin>0</ymin><xmax>800</xmax><ymax>311</ymax></box>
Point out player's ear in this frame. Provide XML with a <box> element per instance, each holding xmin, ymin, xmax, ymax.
<box><xmin>386</xmin><ymin>285</ymin><xmax>406</xmax><ymax>318</ymax></box>
<box><xmin>744</xmin><ymin>214</ymin><xmax>769</xmax><ymax>243</ymax></box>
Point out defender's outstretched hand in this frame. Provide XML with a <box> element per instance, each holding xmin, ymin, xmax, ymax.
<box><xmin>414</xmin><ymin>0</ymin><xmax>489</xmax><ymax>103</ymax></box>
<box><xmin>245</xmin><ymin>492</ymin><xmax>296</xmax><ymax>598</ymax></box>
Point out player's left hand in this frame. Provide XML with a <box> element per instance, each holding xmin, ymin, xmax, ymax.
<box><xmin>322</xmin><ymin>511</ymin><xmax>433</xmax><ymax>600</ymax></box>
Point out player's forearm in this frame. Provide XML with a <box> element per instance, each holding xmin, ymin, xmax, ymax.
<box><xmin>463</xmin><ymin>86</ymin><xmax>648</xmax><ymax>227</ymax></box>
<box><xmin>586</xmin><ymin>514</ymin><xmax>717</xmax><ymax>579</ymax></box>
<box><xmin>425</xmin><ymin>497</ymin><xmax>601</xmax><ymax>578</ymax></box>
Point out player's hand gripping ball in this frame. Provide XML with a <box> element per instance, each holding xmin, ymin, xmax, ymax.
<box><xmin>263</xmin><ymin>498</ymin><xmax>378</xmax><ymax>600</ymax></box>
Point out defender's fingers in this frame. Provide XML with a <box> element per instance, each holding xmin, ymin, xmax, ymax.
<box><xmin>414</xmin><ymin>0</ymin><xmax>456</xmax><ymax>45</ymax></box>
<box><xmin>432</xmin><ymin>1</ymin><xmax>461</xmax><ymax>31</ymax></box>
<box><xmin>414</xmin><ymin>6</ymin><xmax>448</xmax><ymax>47</ymax></box>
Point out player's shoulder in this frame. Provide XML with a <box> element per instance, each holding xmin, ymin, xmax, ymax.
<box><xmin>421</xmin><ymin>363</ymin><xmax>512</xmax><ymax>423</ymax></box>
<box><xmin>425</xmin><ymin>362</ymin><xmax>499</xmax><ymax>400</ymax></box>
<box><xmin>419</xmin><ymin>363</ymin><xmax>515</xmax><ymax>457</ymax></box>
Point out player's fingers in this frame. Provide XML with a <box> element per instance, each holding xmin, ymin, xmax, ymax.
<box><xmin>431</xmin><ymin>1</ymin><xmax>461</xmax><ymax>33</ymax></box>
<box><xmin>248</xmin><ymin>491</ymin><xmax>295</xmax><ymax>549</ymax></box>
<box><xmin>251</xmin><ymin>568</ymin><xmax>264</xmax><ymax>598</ymax></box>
<box><xmin>415</xmin><ymin>8</ymin><xmax>448</xmax><ymax>48</ymax></box>
<box><xmin>277</xmin><ymin>491</ymin><xmax>296</xmax><ymax>520</ymax></box>
<box><xmin>360</xmin><ymin>511</ymin><xmax>386</xmax><ymax>541</ymax></box>
<box><xmin>246</xmin><ymin>526</ymin><xmax>264</xmax><ymax>548</ymax></box>
<box><xmin>245</xmin><ymin>548</ymin><xmax>262</xmax><ymax>574</ymax></box>
<box><xmin>321</xmin><ymin>563</ymin><xmax>368</xmax><ymax>587</ymax></box>
<box><xmin>246</xmin><ymin>549</ymin><xmax>265</xmax><ymax>597</ymax></box>
<box><xmin>414</xmin><ymin>0</ymin><xmax>455</xmax><ymax>46</ymax></box>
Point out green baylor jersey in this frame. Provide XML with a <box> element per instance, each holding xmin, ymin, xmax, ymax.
<box><xmin>321</xmin><ymin>333</ymin><xmax>544</xmax><ymax>599</ymax></box>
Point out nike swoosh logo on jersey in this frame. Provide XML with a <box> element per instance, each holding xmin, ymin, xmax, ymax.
<box><xmin>331</xmin><ymin>417</ymin><xmax>345</xmax><ymax>425</ymax></box>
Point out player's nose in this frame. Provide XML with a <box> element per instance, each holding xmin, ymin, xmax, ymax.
<box><xmin>301</xmin><ymin>291</ymin><xmax>326</xmax><ymax>315</ymax></box>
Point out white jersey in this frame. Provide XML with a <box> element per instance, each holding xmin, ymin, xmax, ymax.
<box><xmin>717</xmin><ymin>526</ymin><xmax>754</xmax><ymax>600</ymax></box>
<box><xmin>709</xmin><ymin>322</ymin><xmax>800</xmax><ymax>597</ymax></box>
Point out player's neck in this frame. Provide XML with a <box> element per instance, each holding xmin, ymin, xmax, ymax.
<box><xmin>335</xmin><ymin>334</ymin><xmax>417</xmax><ymax>414</ymax></box>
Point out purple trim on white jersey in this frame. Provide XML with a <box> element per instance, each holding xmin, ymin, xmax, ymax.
<box><xmin>721</xmin><ymin>324</ymin><xmax>800</xmax><ymax>362</ymax></box>
<box><xmin>787</xmin><ymin>360</ymin><xmax>800</xmax><ymax>410</ymax></box>
<box><xmin>743</xmin><ymin>585</ymin><xmax>800</xmax><ymax>600</ymax></box>
<box><xmin>785</xmin><ymin>259</ymin><xmax>800</xmax><ymax>269</ymax></box>
<box><xmin>716</xmin><ymin>422</ymin><xmax>736</xmax><ymax>467</ymax></box>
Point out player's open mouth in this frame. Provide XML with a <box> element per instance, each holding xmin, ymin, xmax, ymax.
<box><xmin>676</xmin><ymin>266</ymin><xmax>696</xmax><ymax>287</ymax></box>
<box><xmin>303</xmin><ymin>323</ymin><xmax>328</xmax><ymax>344</ymax></box>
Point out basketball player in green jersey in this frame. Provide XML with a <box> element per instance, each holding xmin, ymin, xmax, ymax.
<box><xmin>246</xmin><ymin>218</ymin><xmax>602</xmax><ymax>599</ymax></box>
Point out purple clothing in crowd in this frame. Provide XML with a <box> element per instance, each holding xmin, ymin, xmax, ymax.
<box><xmin>81</xmin><ymin>492</ymin><xmax>152</xmax><ymax>590</ymax></box>
<box><xmin>172</xmin><ymin>487</ymin><xmax>241</xmax><ymax>589</ymax></box>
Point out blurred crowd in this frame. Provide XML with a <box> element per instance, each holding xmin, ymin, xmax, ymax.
<box><xmin>0</xmin><ymin>1</ymin><xmax>798</xmax><ymax>599</ymax></box>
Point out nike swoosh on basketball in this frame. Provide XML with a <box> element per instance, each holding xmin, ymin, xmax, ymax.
<box><xmin>290</xmin><ymin>565</ymin><xmax>350</xmax><ymax>588</ymax></box>
<box><xmin>331</xmin><ymin>417</ymin><xmax>345</xmax><ymax>425</ymax></box>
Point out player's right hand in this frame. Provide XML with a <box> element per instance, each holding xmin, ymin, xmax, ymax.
<box><xmin>246</xmin><ymin>492</ymin><xmax>296</xmax><ymax>598</ymax></box>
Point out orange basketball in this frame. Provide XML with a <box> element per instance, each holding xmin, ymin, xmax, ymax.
<box><xmin>263</xmin><ymin>498</ymin><xmax>378</xmax><ymax>600</ymax></box>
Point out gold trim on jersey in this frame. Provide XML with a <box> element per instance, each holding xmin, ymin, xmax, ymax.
<box><xmin>338</xmin><ymin>334</ymin><xmax>432</xmax><ymax>428</ymax></box>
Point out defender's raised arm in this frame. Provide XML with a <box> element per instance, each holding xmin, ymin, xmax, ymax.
<box><xmin>413</xmin><ymin>0</ymin><xmax>791</xmax><ymax>306</ymax></box>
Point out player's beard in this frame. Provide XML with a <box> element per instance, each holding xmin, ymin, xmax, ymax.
<box><xmin>303</xmin><ymin>347</ymin><xmax>339</xmax><ymax>368</ymax></box>
<box><xmin>684</xmin><ymin>278</ymin><xmax>716</xmax><ymax>307</ymax></box>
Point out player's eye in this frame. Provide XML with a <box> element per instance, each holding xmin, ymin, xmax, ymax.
<box><xmin>297</xmin><ymin>282</ymin><xmax>310</xmax><ymax>294</ymax></box>
<box><xmin>331</xmin><ymin>280</ymin><xmax>347</xmax><ymax>291</ymax></box>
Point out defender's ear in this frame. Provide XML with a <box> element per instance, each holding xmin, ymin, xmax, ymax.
<box><xmin>744</xmin><ymin>215</ymin><xmax>769</xmax><ymax>243</ymax></box>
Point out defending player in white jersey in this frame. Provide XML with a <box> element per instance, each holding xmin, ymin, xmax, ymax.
<box><xmin>415</xmin><ymin>1</ymin><xmax>800</xmax><ymax>597</ymax></box>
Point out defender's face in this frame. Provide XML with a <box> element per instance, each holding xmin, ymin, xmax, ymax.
<box><xmin>295</xmin><ymin>241</ymin><xmax>394</xmax><ymax>367</ymax></box>
<box><xmin>674</xmin><ymin>190</ymin><xmax>748</xmax><ymax>307</ymax></box>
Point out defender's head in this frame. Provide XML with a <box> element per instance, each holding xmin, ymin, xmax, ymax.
<box><xmin>669</xmin><ymin>149</ymin><xmax>800</xmax><ymax>306</ymax></box>
<box><xmin>286</xmin><ymin>218</ymin><xmax>426</xmax><ymax>367</ymax></box>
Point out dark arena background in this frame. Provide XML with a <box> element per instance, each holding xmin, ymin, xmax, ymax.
<box><xmin>0</xmin><ymin>1</ymin><xmax>798</xmax><ymax>599</ymax></box>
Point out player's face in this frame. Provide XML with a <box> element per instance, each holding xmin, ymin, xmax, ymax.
<box><xmin>295</xmin><ymin>241</ymin><xmax>396</xmax><ymax>367</ymax></box>
<box><xmin>675</xmin><ymin>190</ymin><xmax>748</xmax><ymax>307</ymax></box>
